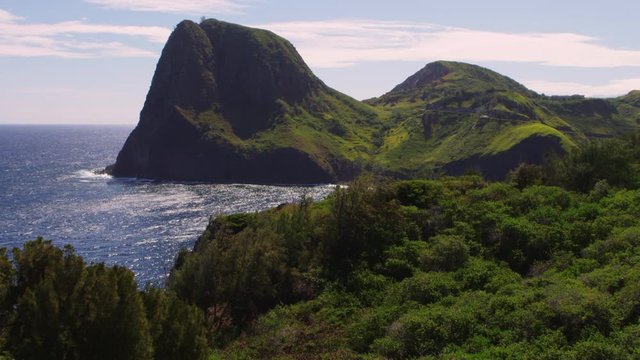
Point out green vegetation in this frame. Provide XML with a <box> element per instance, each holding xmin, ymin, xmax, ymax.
<box><xmin>484</xmin><ymin>123</ymin><xmax>575</xmax><ymax>155</ymax></box>
<box><xmin>166</xmin><ymin>132</ymin><xmax>640</xmax><ymax>359</ymax></box>
<box><xmin>0</xmin><ymin>239</ymin><xmax>209</xmax><ymax>360</ymax></box>
<box><xmin>543</xmin><ymin>131</ymin><xmax>640</xmax><ymax>192</ymax></box>
<box><xmin>367</xmin><ymin>61</ymin><xmax>589</xmax><ymax>177</ymax></box>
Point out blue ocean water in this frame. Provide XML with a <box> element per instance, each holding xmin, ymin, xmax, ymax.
<box><xmin>0</xmin><ymin>125</ymin><xmax>335</xmax><ymax>285</ymax></box>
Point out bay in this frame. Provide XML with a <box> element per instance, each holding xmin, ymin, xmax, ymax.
<box><xmin>0</xmin><ymin>125</ymin><xmax>335</xmax><ymax>285</ymax></box>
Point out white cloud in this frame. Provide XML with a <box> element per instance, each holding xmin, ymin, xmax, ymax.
<box><xmin>523</xmin><ymin>79</ymin><xmax>640</xmax><ymax>98</ymax></box>
<box><xmin>258</xmin><ymin>19</ymin><xmax>640</xmax><ymax>69</ymax></box>
<box><xmin>14</xmin><ymin>87</ymin><xmax>75</xmax><ymax>95</ymax></box>
<box><xmin>85</xmin><ymin>0</ymin><xmax>248</xmax><ymax>14</ymax></box>
<box><xmin>0</xmin><ymin>9</ymin><xmax>21</xmax><ymax>22</ymax></box>
<box><xmin>0</xmin><ymin>9</ymin><xmax>170</xmax><ymax>58</ymax></box>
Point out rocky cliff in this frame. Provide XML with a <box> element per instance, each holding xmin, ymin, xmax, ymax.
<box><xmin>110</xmin><ymin>19</ymin><xmax>375</xmax><ymax>183</ymax></box>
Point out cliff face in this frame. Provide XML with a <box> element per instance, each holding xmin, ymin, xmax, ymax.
<box><xmin>111</xmin><ymin>19</ymin><xmax>369</xmax><ymax>183</ymax></box>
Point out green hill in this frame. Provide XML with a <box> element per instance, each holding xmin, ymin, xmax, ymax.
<box><xmin>367</xmin><ymin>61</ymin><xmax>582</xmax><ymax>179</ymax></box>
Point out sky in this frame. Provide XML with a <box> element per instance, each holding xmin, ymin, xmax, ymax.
<box><xmin>1</xmin><ymin>0</ymin><xmax>639</xmax><ymax>125</ymax></box>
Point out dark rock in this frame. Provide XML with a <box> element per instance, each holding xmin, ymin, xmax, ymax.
<box><xmin>391</xmin><ymin>61</ymin><xmax>450</xmax><ymax>93</ymax></box>
<box><xmin>110</xmin><ymin>19</ymin><xmax>358</xmax><ymax>184</ymax></box>
<box><xmin>443</xmin><ymin>135</ymin><xmax>565</xmax><ymax>180</ymax></box>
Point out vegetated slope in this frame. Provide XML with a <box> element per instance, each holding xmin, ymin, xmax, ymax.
<box><xmin>366</xmin><ymin>61</ymin><xmax>640</xmax><ymax>180</ymax></box>
<box><xmin>539</xmin><ymin>91</ymin><xmax>640</xmax><ymax>138</ymax></box>
<box><xmin>168</xmin><ymin>134</ymin><xmax>640</xmax><ymax>358</ymax></box>
<box><xmin>109</xmin><ymin>17</ymin><xmax>640</xmax><ymax>183</ymax></box>
<box><xmin>5</xmin><ymin>133</ymin><xmax>640</xmax><ymax>359</ymax></box>
<box><xmin>366</xmin><ymin>61</ymin><xmax>579</xmax><ymax>179</ymax></box>
<box><xmin>110</xmin><ymin>19</ymin><xmax>380</xmax><ymax>183</ymax></box>
<box><xmin>171</xmin><ymin>173</ymin><xmax>640</xmax><ymax>359</ymax></box>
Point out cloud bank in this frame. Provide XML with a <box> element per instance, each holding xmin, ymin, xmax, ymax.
<box><xmin>85</xmin><ymin>0</ymin><xmax>248</xmax><ymax>15</ymax></box>
<box><xmin>2</xmin><ymin>12</ymin><xmax>638</xmax><ymax>97</ymax></box>
<box><xmin>0</xmin><ymin>9</ymin><xmax>170</xmax><ymax>58</ymax></box>
<box><xmin>259</xmin><ymin>19</ymin><xmax>640</xmax><ymax>69</ymax></box>
<box><xmin>524</xmin><ymin>78</ymin><xmax>640</xmax><ymax>98</ymax></box>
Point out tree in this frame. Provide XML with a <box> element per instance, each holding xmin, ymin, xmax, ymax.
<box><xmin>323</xmin><ymin>178</ymin><xmax>406</xmax><ymax>279</ymax></box>
<box><xmin>509</xmin><ymin>163</ymin><xmax>544</xmax><ymax>190</ymax></box>
<box><xmin>545</xmin><ymin>139</ymin><xmax>636</xmax><ymax>192</ymax></box>
<box><xmin>142</xmin><ymin>288</ymin><xmax>209</xmax><ymax>360</ymax></box>
<box><xmin>2</xmin><ymin>238</ymin><xmax>195</xmax><ymax>360</ymax></box>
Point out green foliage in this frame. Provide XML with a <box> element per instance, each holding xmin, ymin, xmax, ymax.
<box><xmin>421</xmin><ymin>235</ymin><xmax>470</xmax><ymax>271</ymax></box>
<box><xmin>509</xmin><ymin>163</ymin><xmax>544</xmax><ymax>189</ymax></box>
<box><xmin>544</xmin><ymin>137</ymin><xmax>640</xmax><ymax>192</ymax></box>
<box><xmin>395</xmin><ymin>180</ymin><xmax>445</xmax><ymax>208</ymax></box>
<box><xmin>0</xmin><ymin>238</ymin><xmax>209</xmax><ymax>360</ymax></box>
<box><xmin>323</xmin><ymin>178</ymin><xmax>407</xmax><ymax>278</ymax></box>
<box><xmin>6</xmin><ymin>238</ymin><xmax>153</xmax><ymax>360</ymax></box>
<box><xmin>181</xmin><ymin>173</ymin><xmax>640</xmax><ymax>359</ymax></box>
<box><xmin>0</xmin><ymin>249</ymin><xmax>14</xmax><ymax>340</ymax></box>
<box><xmin>142</xmin><ymin>288</ymin><xmax>209</xmax><ymax>360</ymax></box>
<box><xmin>169</xmin><ymin>219</ymin><xmax>290</xmax><ymax>342</ymax></box>
<box><xmin>169</xmin><ymin>200</ymin><xmax>325</xmax><ymax>343</ymax></box>
<box><xmin>388</xmin><ymin>272</ymin><xmax>459</xmax><ymax>305</ymax></box>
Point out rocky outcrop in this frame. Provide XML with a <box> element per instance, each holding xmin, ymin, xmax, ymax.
<box><xmin>110</xmin><ymin>19</ymin><xmax>365</xmax><ymax>183</ymax></box>
<box><xmin>443</xmin><ymin>135</ymin><xmax>565</xmax><ymax>180</ymax></box>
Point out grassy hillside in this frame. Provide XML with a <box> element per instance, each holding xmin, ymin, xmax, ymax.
<box><xmin>112</xmin><ymin>19</ymin><xmax>385</xmax><ymax>183</ymax></box>
<box><xmin>181</xmin><ymin>88</ymin><xmax>382</xmax><ymax>175</ymax></box>
<box><xmin>364</xmin><ymin>62</ymin><xmax>583</xmax><ymax>178</ymax></box>
<box><xmin>186</xmin><ymin>19</ymin><xmax>384</xmax><ymax>168</ymax></box>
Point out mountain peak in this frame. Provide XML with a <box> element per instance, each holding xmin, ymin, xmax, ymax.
<box><xmin>389</xmin><ymin>61</ymin><xmax>452</xmax><ymax>92</ymax></box>
<box><xmin>143</xmin><ymin>18</ymin><xmax>325</xmax><ymax>138</ymax></box>
<box><xmin>380</xmin><ymin>61</ymin><xmax>532</xmax><ymax>102</ymax></box>
<box><xmin>110</xmin><ymin>18</ymin><xmax>370</xmax><ymax>183</ymax></box>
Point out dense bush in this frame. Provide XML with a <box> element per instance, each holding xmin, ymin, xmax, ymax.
<box><xmin>0</xmin><ymin>238</ymin><xmax>209</xmax><ymax>360</ymax></box>
<box><xmin>186</xmin><ymin>173</ymin><xmax>640</xmax><ymax>359</ymax></box>
<box><xmin>544</xmin><ymin>135</ymin><xmax>640</xmax><ymax>192</ymax></box>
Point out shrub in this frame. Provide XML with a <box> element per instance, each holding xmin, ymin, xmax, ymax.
<box><xmin>422</xmin><ymin>235</ymin><xmax>470</xmax><ymax>271</ymax></box>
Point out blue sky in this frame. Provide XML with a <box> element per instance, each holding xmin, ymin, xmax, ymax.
<box><xmin>1</xmin><ymin>0</ymin><xmax>639</xmax><ymax>124</ymax></box>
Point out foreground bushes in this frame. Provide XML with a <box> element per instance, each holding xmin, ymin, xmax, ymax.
<box><xmin>174</xmin><ymin>175</ymin><xmax>640</xmax><ymax>359</ymax></box>
<box><xmin>0</xmin><ymin>239</ymin><xmax>208</xmax><ymax>360</ymax></box>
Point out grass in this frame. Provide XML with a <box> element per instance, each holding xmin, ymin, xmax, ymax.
<box><xmin>484</xmin><ymin>123</ymin><xmax>576</xmax><ymax>155</ymax></box>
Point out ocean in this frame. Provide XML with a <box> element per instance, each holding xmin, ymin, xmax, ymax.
<box><xmin>0</xmin><ymin>125</ymin><xmax>335</xmax><ymax>286</ymax></box>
